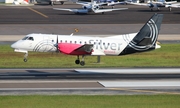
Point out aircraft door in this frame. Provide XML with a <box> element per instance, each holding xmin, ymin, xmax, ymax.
<box><xmin>43</xmin><ymin>35</ymin><xmax>49</xmax><ymax>52</ymax></box>
<box><xmin>41</xmin><ymin>35</ymin><xmax>56</xmax><ymax>52</ymax></box>
<box><xmin>27</xmin><ymin>37</ymin><xmax>34</xmax><ymax>48</ymax></box>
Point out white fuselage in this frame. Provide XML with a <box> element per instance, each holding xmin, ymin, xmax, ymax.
<box><xmin>11</xmin><ymin>33</ymin><xmax>137</xmax><ymax>56</ymax></box>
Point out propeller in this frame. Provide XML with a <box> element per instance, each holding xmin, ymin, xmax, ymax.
<box><xmin>55</xmin><ymin>35</ymin><xmax>60</xmax><ymax>53</ymax></box>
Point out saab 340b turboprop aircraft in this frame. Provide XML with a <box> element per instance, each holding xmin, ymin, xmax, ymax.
<box><xmin>11</xmin><ymin>14</ymin><xmax>163</xmax><ymax>66</ymax></box>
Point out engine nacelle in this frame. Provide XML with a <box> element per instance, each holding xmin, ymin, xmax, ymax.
<box><xmin>149</xmin><ymin>3</ymin><xmax>154</xmax><ymax>7</ymax></box>
<box><xmin>82</xmin><ymin>5</ymin><xmax>91</xmax><ymax>9</ymax></box>
<box><xmin>92</xmin><ymin>5</ymin><xmax>100</xmax><ymax>10</ymax></box>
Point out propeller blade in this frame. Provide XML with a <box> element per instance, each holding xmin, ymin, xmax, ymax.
<box><xmin>56</xmin><ymin>35</ymin><xmax>60</xmax><ymax>53</ymax></box>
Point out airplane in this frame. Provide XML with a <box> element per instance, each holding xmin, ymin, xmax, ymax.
<box><xmin>53</xmin><ymin>1</ymin><xmax>128</xmax><ymax>14</ymax></box>
<box><xmin>11</xmin><ymin>14</ymin><xmax>163</xmax><ymax>66</ymax></box>
<box><xmin>165</xmin><ymin>3</ymin><xmax>180</xmax><ymax>9</ymax></box>
<box><xmin>100</xmin><ymin>1</ymin><xmax>127</xmax><ymax>8</ymax></box>
<box><xmin>97</xmin><ymin>0</ymin><xmax>127</xmax><ymax>8</ymax></box>
<box><xmin>126</xmin><ymin>0</ymin><xmax>177</xmax><ymax>11</ymax></box>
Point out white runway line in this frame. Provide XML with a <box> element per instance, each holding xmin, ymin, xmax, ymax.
<box><xmin>99</xmin><ymin>80</ymin><xmax>180</xmax><ymax>87</ymax></box>
<box><xmin>75</xmin><ymin>68</ymin><xmax>180</xmax><ymax>74</ymax></box>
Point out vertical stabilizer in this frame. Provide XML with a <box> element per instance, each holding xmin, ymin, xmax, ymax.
<box><xmin>120</xmin><ymin>14</ymin><xmax>163</xmax><ymax>55</ymax></box>
<box><xmin>132</xmin><ymin>14</ymin><xmax>163</xmax><ymax>45</ymax></box>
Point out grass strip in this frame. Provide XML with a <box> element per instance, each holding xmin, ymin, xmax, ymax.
<box><xmin>0</xmin><ymin>44</ymin><xmax>180</xmax><ymax>68</ymax></box>
<box><xmin>0</xmin><ymin>95</ymin><xmax>180</xmax><ymax>108</ymax></box>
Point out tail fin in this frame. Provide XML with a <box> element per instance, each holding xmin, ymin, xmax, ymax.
<box><xmin>132</xmin><ymin>14</ymin><xmax>163</xmax><ymax>46</ymax></box>
<box><xmin>120</xmin><ymin>14</ymin><xmax>163</xmax><ymax>55</ymax></box>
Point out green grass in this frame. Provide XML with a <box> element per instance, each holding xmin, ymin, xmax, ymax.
<box><xmin>0</xmin><ymin>95</ymin><xmax>180</xmax><ymax>108</ymax></box>
<box><xmin>1</xmin><ymin>44</ymin><xmax>180</xmax><ymax>68</ymax></box>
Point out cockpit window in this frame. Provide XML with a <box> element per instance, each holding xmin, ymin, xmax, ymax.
<box><xmin>28</xmin><ymin>37</ymin><xmax>34</xmax><ymax>41</ymax></box>
<box><xmin>21</xmin><ymin>36</ymin><xmax>34</xmax><ymax>41</ymax></box>
<box><xmin>22</xmin><ymin>37</ymin><xmax>28</xmax><ymax>40</ymax></box>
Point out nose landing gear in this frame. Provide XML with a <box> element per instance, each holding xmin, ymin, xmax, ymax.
<box><xmin>23</xmin><ymin>53</ymin><xmax>28</xmax><ymax>62</ymax></box>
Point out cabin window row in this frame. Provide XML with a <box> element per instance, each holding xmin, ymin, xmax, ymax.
<box><xmin>59</xmin><ymin>40</ymin><xmax>110</xmax><ymax>45</ymax></box>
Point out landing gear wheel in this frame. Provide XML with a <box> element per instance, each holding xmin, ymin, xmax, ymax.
<box><xmin>60</xmin><ymin>1</ymin><xmax>64</xmax><ymax>5</ymax></box>
<box><xmin>169</xmin><ymin>7</ymin><xmax>171</xmax><ymax>12</ymax></box>
<box><xmin>23</xmin><ymin>58</ymin><xmax>27</xmax><ymax>62</ymax></box>
<box><xmin>50</xmin><ymin>1</ymin><xmax>54</xmax><ymax>6</ymax></box>
<box><xmin>80</xmin><ymin>61</ymin><xmax>85</xmax><ymax>66</ymax></box>
<box><xmin>157</xmin><ymin>8</ymin><xmax>160</xmax><ymax>11</ymax></box>
<box><xmin>75</xmin><ymin>60</ymin><xmax>80</xmax><ymax>64</ymax></box>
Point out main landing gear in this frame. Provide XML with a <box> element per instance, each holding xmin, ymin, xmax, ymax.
<box><xmin>75</xmin><ymin>55</ymin><xmax>85</xmax><ymax>66</ymax></box>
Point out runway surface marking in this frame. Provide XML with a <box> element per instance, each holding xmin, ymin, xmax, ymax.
<box><xmin>109</xmin><ymin>88</ymin><xmax>180</xmax><ymax>95</ymax></box>
<box><xmin>76</xmin><ymin>68</ymin><xmax>180</xmax><ymax>74</ymax></box>
<box><xmin>27</xmin><ymin>7</ymin><xmax>48</xmax><ymax>18</ymax></box>
<box><xmin>99</xmin><ymin>81</ymin><xmax>180</xmax><ymax>87</ymax></box>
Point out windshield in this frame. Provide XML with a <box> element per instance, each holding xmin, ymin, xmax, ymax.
<box><xmin>22</xmin><ymin>37</ymin><xmax>28</xmax><ymax>40</ymax></box>
<box><xmin>22</xmin><ymin>37</ymin><xmax>34</xmax><ymax>41</ymax></box>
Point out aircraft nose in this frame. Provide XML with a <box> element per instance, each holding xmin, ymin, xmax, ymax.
<box><xmin>11</xmin><ymin>42</ymin><xmax>17</xmax><ymax>49</ymax></box>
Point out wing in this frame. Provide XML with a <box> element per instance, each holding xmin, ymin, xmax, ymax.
<box><xmin>166</xmin><ymin>3</ymin><xmax>180</xmax><ymax>8</ymax></box>
<box><xmin>53</xmin><ymin>8</ymin><xmax>78</xmax><ymax>12</ymax></box>
<box><xmin>165</xmin><ymin>1</ymin><xmax>177</xmax><ymax>4</ymax></box>
<box><xmin>127</xmin><ymin>2</ymin><xmax>151</xmax><ymax>6</ymax></box>
<box><xmin>58</xmin><ymin>43</ymin><xmax>93</xmax><ymax>55</ymax></box>
<box><xmin>107</xmin><ymin>1</ymin><xmax>125</xmax><ymax>6</ymax></box>
<box><xmin>93</xmin><ymin>8</ymin><xmax>128</xmax><ymax>13</ymax></box>
<box><xmin>76</xmin><ymin>1</ymin><xmax>91</xmax><ymax>6</ymax></box>
<box><xmin>53</xmin><ymin>8</ymin><xmax>88</xmax><ymax>14</ymax></box>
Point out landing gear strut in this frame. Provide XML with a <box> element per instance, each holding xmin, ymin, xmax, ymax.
<box><xmin>169</xmin><ymin>7</ymin><xmax>172</xmax><ymax>12</ymax></box>
<box><xmin>75</xmin><ymin>56</ymin><xmax>80</xmax><ymax>64</ymax></box>
<box><xmin>23</xmin><ymin>53</ymin><xmax>28</xmax><ymax>62</ymax></box>
<box><xmin>75</xmin><ymin>55</ymin><xmax>85</xmax><ymax>66</ymax></box>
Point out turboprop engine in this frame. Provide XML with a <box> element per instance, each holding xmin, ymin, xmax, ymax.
<box><xmin>92</xmin><ymin>4</ymin><xmax>100</xmax><ymax>10</ymax></box>
<box><xmin>82</xmin><ymin>5</ymin><xmax>91</xmax><ymax>9</ymax></box>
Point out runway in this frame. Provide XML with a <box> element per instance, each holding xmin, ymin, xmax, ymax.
<box><xmin>0</xmin><ymin>68</ymin><xmax>180</xmax><ymax>95</ymax></box>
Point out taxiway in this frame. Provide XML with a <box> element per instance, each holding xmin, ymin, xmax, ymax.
<box><xmin>0</xmin><ymin>68</ymin><xmax>180</xmax><ymax>95</ymax></box>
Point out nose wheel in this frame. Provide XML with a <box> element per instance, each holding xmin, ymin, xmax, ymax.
<box><xmin>75</xmin><ymin>55</ymin><xmax>85</xmax><ymax>66</ymax></box>
<box><xmin>23</xmin><ymin>53</ymin><xmax>28</xmax><ymax>62</ymax></box>
<box><xmin>23</xmin><ymin>58</ymin><xmax>28</xmax><ymax>62</ymax></box>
